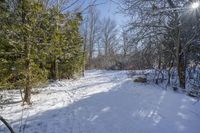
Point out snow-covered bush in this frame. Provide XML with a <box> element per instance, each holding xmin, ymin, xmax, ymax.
<box><xmin>187</xmin><ymin>67</ymin><xmax>200</xmax><ymax>98</ymax></box>
<box><xmin>129</xmin><ymin>67</ymin><xmax>200</xmax><ymax>98</ymax></box>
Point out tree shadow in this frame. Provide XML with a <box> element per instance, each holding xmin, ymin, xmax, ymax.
<box><xmin>1</xmin><ymin>80</ymin><xmax>200</xmax><ymax>133</ymax></box>
<box><xmin>0</xmin><ymin>100</ymin><xmax>22</xmax><ymax>106</ymax></box>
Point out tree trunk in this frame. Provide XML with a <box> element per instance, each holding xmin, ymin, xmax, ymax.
<box><xmin>24</xmin><ymin>42</ymin><xmax>31</xmax><ymax>104</ymax></box>
<box><xmin>82</xmin><ymin>43</ymin><xmax>86</xmax><ymax>77</ymax></box>
<box><xmin>176</xmin><ymin>27</ymin><xmax>186</xmax><ymax>89</ymax></box>
<box><xmin>24</xmin><ymin>73</ymin><xmax>31</xmax><ymax>104</ymax></box>
<box><xmin>50</xmin><ymin>57</ymin><xmax>58</xmax><ymax>80</ymax></box>
<box><xmin>167</xmin><ymin>0</ymin><xmax>186</xmax><ymax>89</ymax></box>
<box><xmin>167</xmin><ymin>59</ymin><xmax>174</xmax><ymax>86</ymax></box>
<box><xmin>177</xmin><ymin>54</ymin><xmax>186</xmax><ymax>89</ymax></box>
<box><xmin>55</xmin><ymin>59</ymin><xmax>58</xmax><ymax>80</ymax></box>
<box><xmin>158</xmin><ymin>54</ymin><xmax>161</xmax><ymax>69</ymax></box>
<box><xmin>21</xmin><ymin>0</ymin><xmax>31</xmax><ymax>105</ymax></box>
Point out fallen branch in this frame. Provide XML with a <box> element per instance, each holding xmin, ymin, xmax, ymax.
<box><xmin>0</xmin><ymin>116</ymin><xmax>15</xmax><ymax>133</ymax></box>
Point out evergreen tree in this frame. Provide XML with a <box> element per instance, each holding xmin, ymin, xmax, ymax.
<box><xmin>0</xmin><ymin>0</ymin><xmax>84</xmax><ymax>104</ymax></box>
<box><xmin>0</xmin><ymin>0</ymin><xmax>48</xmax><ymax>104</ymax></box>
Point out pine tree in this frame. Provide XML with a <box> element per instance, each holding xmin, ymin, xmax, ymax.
<box><xmin>59</xmin><ymin>13</ymin><xmax>83</xmax><ymax>79</ymax></box>
<box><xmin>0</xmin><ymin>0</ymin><xmax>17</xmax><ymax>89</ymax></box>
<box><xmin>18</xmin><ymin>0</ymin><xmax>48</xmax><ymax>104</ymax></box>
<box><xmin>0</xmin><ymin>0</ymin><xmax>48</xmax><ymax>104</ymax></box>
<box><xmin>46</xmin><ymin>9</ymin><xmax>83</xmax><ymax>80</ymax></box>
<box><xmin>0</xmin><ymin>0</ymin><xmax>84</xmax><ymax>105</ymax></box>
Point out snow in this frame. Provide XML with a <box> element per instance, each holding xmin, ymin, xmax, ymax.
<box><xmin>0</xmin><ymin>70</ymin><xmax>200</xmax><ymax>133</ymax></box>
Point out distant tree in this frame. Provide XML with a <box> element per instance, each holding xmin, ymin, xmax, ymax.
<box><xmin>101</xmin><ymin>18</ymin><xmax>118</xmax><ymax>57</ymax></box>
<box><xmin>81</xmin><ymin>6</ymin><xmax>101</xmax><ymax>69</ymax></box>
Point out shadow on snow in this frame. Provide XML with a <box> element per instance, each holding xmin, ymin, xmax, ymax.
<box><xmin>1</xmin><ymin>80</ymin><xmax>200</xmax><ymax>133</ymax></box>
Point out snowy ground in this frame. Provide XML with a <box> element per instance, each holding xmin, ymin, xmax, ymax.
<box><xmin>0</xmin><ymin>70</ymin><xmax>200</xmax><ymax>133</ymax></box>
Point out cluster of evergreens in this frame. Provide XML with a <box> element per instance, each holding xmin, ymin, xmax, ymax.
<box><xmin>0</xmin><ymin>0</ymin><xmax>83</xmax><ymax>104</ymax></box>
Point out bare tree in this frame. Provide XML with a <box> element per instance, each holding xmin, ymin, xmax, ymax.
<box><xmin>101</xmin><ymin>17</ymin><xmax>118</xmax><ymax>56</ymax></box>
<box><xmin>119</xmin><ymin>0</ymin><xmax>200</xmax><ymax>89</ymax></box>
<box><xmin>81</xmin><ymin>5</ymin><xmax>101</xmax><ymax>68</ymax></box>
<box><xmin>93</xmin><ymin>17</ymin><xmax>120</xmax><ymax>69</ymax></box>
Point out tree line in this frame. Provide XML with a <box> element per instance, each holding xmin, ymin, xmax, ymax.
<box><xmin>81</xmin><ymin>6</ymin><xmax>120</xmax><ymax>70</ymax></box>
<box><xmin>82</xmin><ymin>0</ymin><xmax>200</xmax><ymax>90</ymax></box>
<box><xmin>118</xmin><ymin>0</ymin><xmax>200</xmax><ymax>89</ymax></box>
<box><xmin>0</xmin><ymin>0</ymin><xmax>84</xmax><ymax>104</ymax></box>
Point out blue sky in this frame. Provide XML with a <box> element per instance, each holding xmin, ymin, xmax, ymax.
<box><xmin>64</xmin><ymin>0</ymin><xmax>127</xmax><ymax>26</ymax></box>
<box><xmin>96</xmin><ymin>0</ymin><xmax>127</xmax><ymax>26</ymax></box>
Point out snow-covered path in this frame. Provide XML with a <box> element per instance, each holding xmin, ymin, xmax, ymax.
<box><xmin>1</xmin><ymin>70</ymin><xmax>200</xmax><ymax>133</ymax></box>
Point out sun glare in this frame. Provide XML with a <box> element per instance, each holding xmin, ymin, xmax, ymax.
<box><xmin>191</xmin><ymin>2</ymin><xmax>200</xmax><ymax>9</ymax></box>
